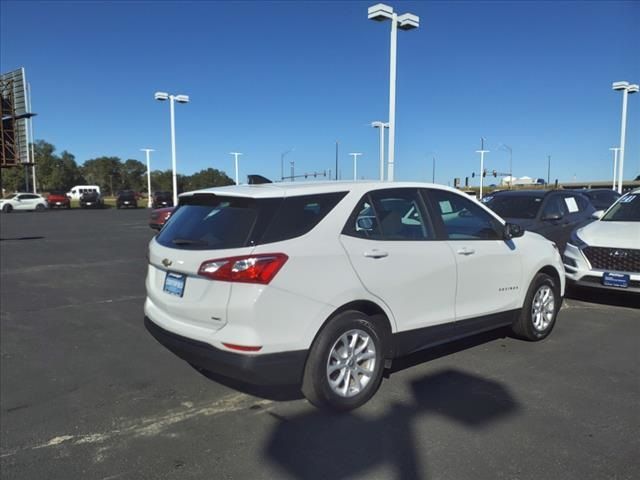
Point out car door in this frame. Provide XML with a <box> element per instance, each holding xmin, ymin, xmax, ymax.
<box><xmin>15</xmin><ymin>194</ymin><xmax>31</xmax><ymax>210</ymax></box>
<box><xmin>536</xmin><ymin>193</ymin><xmax>571</xmax><ymax>246</ymax></box>
<box><xmin>340</xmin><ymin>188</ymin><xmax>457</xmax><ymax>337</ymax></box>
<box><xmin>423</xmin><ymin>189</ymin><xmax>523</xmax><ymax>327</ymax></box>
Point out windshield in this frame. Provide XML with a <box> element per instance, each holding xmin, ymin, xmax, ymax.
<box><xmin>484</xmin><ymin>195</ymin><xmax>543</xmax><ymax>219</ymax></box>
<box><xmin>601</xmin><ymin>193</ymin><xmax>640</xmax><ymax>222</ymax></box>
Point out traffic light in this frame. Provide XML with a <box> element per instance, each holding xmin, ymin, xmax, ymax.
<box><xmin>493</xmin><ymin>170</ymin><xmax>497</xmax><ymax>177</ymax></box>
<box><xmin>482</xmin><ymin>169</ymin><xmax>487</xmax><ymax>178</ymax></box>
<box><xmin>472</xmin><ymin>172</ymin><xmax>475</xmax><ymax>178</ymax></box>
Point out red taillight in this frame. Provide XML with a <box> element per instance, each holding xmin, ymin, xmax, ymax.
<box><xmin>198</xmin><ymin>253</ymin><xmax>288</xmax><ymax>284</ymax></box>
<box><xmin>222</xmin><ymin>343</ymin><xmax>262</xmax><ymax>352</ymax></box>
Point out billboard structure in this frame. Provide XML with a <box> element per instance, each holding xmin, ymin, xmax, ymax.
<box><xmin>1</xmin><ymin>67</ymin><xmax>35</xmax><ymax>168</ymax></box>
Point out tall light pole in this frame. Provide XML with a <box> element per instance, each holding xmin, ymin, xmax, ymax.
<box><xmin>609</xmin><ymin>147</ymin><xmax>620</xmax><ymax>191</ymax></box>
<box><xmin>547</xmin><ymin>155</ymin><xmax>551</xmax><ymax>186</ymax></box>
<box><xmin>229</xmin><ymin>152</ymin><xmax>243</xmax><ymax>185</ymax></box>
<box><xmin>499</xmin><ymin>144</ymin><xmax>513</xmax><ymax>189</ymax></box>
<box><xmin>281</xmin><ymin>149</ymin><xmax>293</xmax><ymax>181</ymax></box>
<box><xmin>349</xmin><ymin>153</ymin><xmax>362</xmax><ymax>180</ymax></box>
<box><xmin>154</xmin><ymin>91</ymin><xmax>189</xmax><ymax>206</ymax></box>
<box><xmin>612</xmin><ymin>81</ymin><xmax>639</xmax><ymax>194</ymax></box>
<box><xmin>476</xmin><ymin>138</ymin><xmax>489</xmax><ymax>200</ymax></box>
<box><xmin>368</xmin><ymin>3</ymin><xmax>420</xmax><ymax>182</ymax></box>
<box><xmin>371</xmin><ymin>121</ymin><xmax>388</xmax><ymax>181</ymax></box>
<box><xmin>432</xmin><ymin>155</ymin><xmax>436</xmax><ymax>183</ymax></box>
<box><xmin>140</xmin><ymin>148</ymin><xmax>155</xmax><ymax>208</ymax></box>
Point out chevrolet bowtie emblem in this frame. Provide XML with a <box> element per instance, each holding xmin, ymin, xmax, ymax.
<box><xmin>162</xmin><ymin>258</ymin><xmax>172</xmax><ymax>267</ymax></box>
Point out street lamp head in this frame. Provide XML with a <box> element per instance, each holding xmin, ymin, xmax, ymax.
<box><xmin>397</xmin><ymin>13</ymin><xmax>420</xmax><ymax>30</ymax></box>
<box><xmin>140</xmin><ymin>148</ymin><xmax>155</xmax><ymax>152</ymax></box>
<box><xmin>368</xmin><ymin>3</ymin><xmax>394</xmax><ymax>21</ymax></box>
<box><xmin>627</xmin><ymin>84</ymin><xmax>639</xmax><ymax>94</ymax></box>
<box><xmin>174</xmin><ymin>94</ymin><xmax>190</xmax><ymax>103</ymax></box>
<box><xmin>612</xmin><ymin>81</ymin><xmax>629</xmax><ymax>91</ymax></box>
<box><xmin>154</xmin><ymin>91</ymin><xmax>169</xmax><ymax>101</ymax></box>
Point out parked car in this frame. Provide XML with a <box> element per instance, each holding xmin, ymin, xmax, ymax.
<box><xmin>569</xmin><ymin>188</ymin><xmax>621</xmax><ymax>211</ymax></box>
<box><xmin>0</xmin><ymin>193</ymin><xmax>48</xmax><ymax>213</ymax></box>
<box><xmin>116</xmin><ymin>190</ymin><xmax>138</xmax><ymax>209</ymax></box>
<box><xmin>483</xmin><ymin>190</ymin><xmax>596</xmax><ymax>250</ymax></box>
<box><xmin>149</xmin><ymin>206</ymin><xmax>175</xmax><ymax>230</ymax></box>
<box><xmin>564</xmin><ymin>188</ymin><xmax>640</xmax><ymax>293</ymax></box>
<box><xmin>47</xmin><ymin>191</ymin><xmax>71</xmax><ymax>209</ymax></box>
<box><xmin>144</xmin><ymin>182</ymin><xmax>565</xmax><ymax>411</ymax></box>
<box><xmin>152</xmin><ymin>191</ymin><xmax>173</xmax><ymax>208</ymax></box>
<box><xmin>79</xmin><ymin>191</ymin><xmax>104</xmax><ymax>209</ymax></box>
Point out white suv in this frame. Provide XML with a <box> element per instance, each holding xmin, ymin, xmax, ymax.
<box><xmin>145</xmin><ymin>182</ymin><xmax>565</xmax><ymax>410</ymax></box>
<box><xmin>0</xmin><ymin>193</ymin><xmax>48</xmax><ymax>213</ymax></box>
<box><xmin>564</xmin><ymin>188</ymin><xmax>640</xmax><ymax>293</ymax></box>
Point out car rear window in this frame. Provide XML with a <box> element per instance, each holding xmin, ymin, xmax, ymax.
<box><xmin>485</xmin><ymin>195</ymin><xmax>543</xmax><ymax>219</ymax></box>
<box><xmin>156</xmin><ymin>192</ymin><xmax>347</xmax><ymax>250</ymax></box>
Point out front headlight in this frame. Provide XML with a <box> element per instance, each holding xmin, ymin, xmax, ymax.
<box><xmin>569</xmin><ymin>229</ymin><xmax>587</xmax><ymax>249</ymax></box>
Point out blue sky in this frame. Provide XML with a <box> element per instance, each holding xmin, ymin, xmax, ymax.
<box><xmin>2</xmin><ymin>1</ymin><xmax>639</xmax><ymax>185</ymax></box>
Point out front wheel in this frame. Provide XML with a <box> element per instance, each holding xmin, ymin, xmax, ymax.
<box><xmin>3</xmin><ymin>204</ymin><xmax>13</xmax><ymax>213</ymax></box>
<box><xmin>302</xmin><ymin>310</ymin><xmax>385</xmax><ymax>411</ymax></box>
<box><xmin>512</xmin><ymin>272</ymin><xmax>560</xmax><ymax>341</ymax></box>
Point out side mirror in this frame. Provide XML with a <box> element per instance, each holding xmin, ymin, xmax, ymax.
<box><xmin>542</xmin><ymin>211</ymin><xmax>563</xmax><ymax>221</ymax></box>
<box><xmin>591</xmin><ymin>210</ymin><xmax>604</xmax><ymax>220</ymax></box>
<box><xmin>503</xmin><ymin>222</ymin><xmax>524</xmax><ymax>240</ymax></box>
<box><xmin>356</xmin><ymin>216</ymin><xmax>375</xmax><ymax>231</ymax></box>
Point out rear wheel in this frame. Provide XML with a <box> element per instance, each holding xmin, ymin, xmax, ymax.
<box><xmin>35</xmin><ymin>204</ymin><xmax>45</xmax><ymax>211</ymax></box>
<box><xmin>302</xmin><ymin>310</ymin><xmax>385</xmax><ymax>411</ymax></box>
<box><xmin>512</xmin><ymin>273</ymin><xmax>559</xmax><ymax>341</ymax></box>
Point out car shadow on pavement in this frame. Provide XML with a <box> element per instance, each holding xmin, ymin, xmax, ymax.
<box><xmin>0</xmin><ymin>235</ymin><xmax>45</xmax><ymax>241</ymax></box>
<box><xmin>264</xmin><ymin>368</ymin><xmax>520</xmax><ymax>480</ymax></box>
<box><xmin>566</xmin><ymin>286</ymin><xmax>640</xmax><ymax>309</ymax></box>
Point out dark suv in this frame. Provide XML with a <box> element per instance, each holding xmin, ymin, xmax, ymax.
<box><xmin>152</xmin><ymin>191</ymin><xmax>173</xmax><ymax>208</ymax></box>
<box><xmin>483</xmin><ymin>190</ymin><xmax>596</xmax><ymax>250</ymax></box>
<box><xmin>116</xmin><ymin>190</ymin><xmax>138</xmax><ymax>209</ymax></box>
<box><xmin>80</xmin><ymin>191</ymin><xmax>104</xmax><ymax>209</ymax></box>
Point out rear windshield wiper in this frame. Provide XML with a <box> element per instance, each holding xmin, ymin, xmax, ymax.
<box><xmin>171</xmin><ymin>238</ymin><xmax>207</xmax><ymax>246</ymax></box>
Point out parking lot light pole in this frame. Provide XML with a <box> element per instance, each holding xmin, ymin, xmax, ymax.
<box><xmin>281</xmin><ymin>149</ymin><xmax>293</xmax><ymax>181</ymax></box>
<box><xmin>368</xmin><ymin>3</ymin><xmax>420</xmax><ymax>182</ymax></box>
<box><xmin>154</xmin><ymin>91</ymin><xmax>189</xmax><ymax>206</ymax></box>
<box><xmin>349</xmin><ymin>153</ymin><xmax>362</xmax><ymax>180</ymax></box>
<box><xmin>609</xmin><ymin>147</ymin><xmax>620</xmax><ymax>191</ymax></box>
<box><xmin>371</xmin><ymin>121</ymin><xmax>388</xmax><ymax>181</ymax></box>
<box><xmin>612</xmin><ymin>81</ymin><xmax>639</xmax><ymax>194</ymax></box>
<box><xmin>476</xmin><ymin>138</ymin><xmax>489</xmax><ymax>200</ymax></box>
<box><xmin>140</xmin><ymin>148</ymin><xmax>155</xmax><ymax>208</ymax></box>
<box><xmin>230</xmin><ymin>152</ymin><xmax>243</xmax><ymax>185</ymax></box>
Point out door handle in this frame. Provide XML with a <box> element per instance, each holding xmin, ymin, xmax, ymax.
<box><xmin>364</xmin><ymin>250</ymin><xmax>388</xmax><ymax>259</ymax></box>
<box><xmin>456</xmin><ymin>247</ymin><xmax>476</xmax><ymax>256</ymax></box>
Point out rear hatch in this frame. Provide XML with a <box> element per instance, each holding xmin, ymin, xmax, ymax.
<box><xmin>147</xmin><ymin>193</ymin><xmax>282</xmax><ymax>331</ymax></box>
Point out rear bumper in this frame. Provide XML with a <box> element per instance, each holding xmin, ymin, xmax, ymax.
<box><xmin>144</xmin><ymin>317</ymin><xmax>307</xmax><ymax>386</ymax></box>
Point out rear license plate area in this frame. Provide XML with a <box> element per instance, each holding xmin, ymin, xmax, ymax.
<box><xmin>164</xmin><ymin>272</ymin><xmax>186</xmax><ymax>297</ymax></box>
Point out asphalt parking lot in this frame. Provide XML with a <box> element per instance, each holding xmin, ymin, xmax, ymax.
<box><xmin>1</xmin><ymin>209</ymin><xmax>638</xmax><ymax>480</ymax></box>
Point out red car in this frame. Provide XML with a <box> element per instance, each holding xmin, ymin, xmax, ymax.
<box><xmin>47</xmin><ymin>191</ymin><xmax>71</xmax><ymax>209</ymax></box>
<box><xmin>149</xmin><ymin>206</ymin><xmax>175</xmax><ymax>230</ymax></box>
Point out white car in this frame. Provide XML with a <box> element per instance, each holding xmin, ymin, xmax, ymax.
<box><xmin>145</xmin><ymin>182</ymin><xmax>565</xmax><ymax>410</ymax></box>
<box><xmin>0</xmin><ymin>193</ymin><xmax>48</xmax><ymax>213</ymax></box>
<box><xmin>564</xmin><ymin>188</ymin><xmax>640</xmax><ymax>293</ymax></box>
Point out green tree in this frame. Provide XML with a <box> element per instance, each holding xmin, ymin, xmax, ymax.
<box><xmin>185</xmin><ymin>168</ymin><xmax>234</xmax><ymax>191</ymax></box>
<box><xmin>150</xmin><ymin>169</ymin><xmax>187</xmax><ymax>194</ymax></box>
<box><xmin>31</xmin><ymin>141</ymin><xmax>83</xmax><ymax>192</ymax></box>
<box><xmin>121</xmin><ymin>159</ymin><xmax>147</xmax><ymax>192</ymax></box>
<box><xmin>81</xmin><ymin>157</ymin><xmax>122</xmax><ymax>195</ymax></box>
<box><xmin>0</xmin><ymin>165</ymin><xmax>26</xmax><ymax>194</ymax></box>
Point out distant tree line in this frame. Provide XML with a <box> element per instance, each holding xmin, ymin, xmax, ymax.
<box><xmin>0</xmin><ymin>140</ymin><xmax>234</xmax><ymax>195</ymax></box>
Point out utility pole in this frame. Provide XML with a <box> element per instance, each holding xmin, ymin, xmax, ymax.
<box><xmin>475</xmin><ymin>137</ymin><xmax>489</xmax><ymax>200</ymax></box>
<box><xmin>349</xmin><ymin>153</ymin><xmax>362</xmax><ymax>181</ymax></box>
<box><xmin>140</xmin><ymin>148</ymin><xmax>155</xmax><ymax>208</ymax></box>
<box><xmin>432</xmin><ymin>155</ymin><xmax>436</xmax><ymax>183</ymax></box>
<box><xmin>547</xmin><ymin>155</ymin><xmax>551</xmax><ymax>186</ymax></box>
<box><xmin>609</xmin><ymin>147</ymin><xmax>620</xmax><ymax>191</ymax></box>
<box><xmin>229</xmin><ymin>152</ymin><xmax>242</xmax><ymax>185</ymax></box>
<box><xmin>335</xmin><ymin>141</ymin><xmax>339</xmax><ymax>181</ymax></box>
<box><xmin>290</xmin><ymin>160</ymin><xmax>295</xmax><ymax>182</ymax></box>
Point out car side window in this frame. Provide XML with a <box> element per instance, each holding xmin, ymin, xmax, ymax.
<box><xmin>541</xmin><ymin>194</ymin><xmax>567</xmax><ymax>218</ymax></box>
<box><xmin>343</xmin><ymin>189</ymin><xmax>431</xmax><ymax>240</ymax></box>
<box><xmin>426</xmin><ymin>189</ymin><xmax>503</xmax><ymax>241</ymax></box>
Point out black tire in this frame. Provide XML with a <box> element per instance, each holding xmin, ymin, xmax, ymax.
<box><xmin>35</xmin><ymin>204</ymin><xmax>45</xmax><ymax>211</ymax></box>
<box><xmin>512</xmin><ymin>272</ymin><xmax>560</xmax><ymax>341</ymax></box>
<box><xmin>3</xmin><ymin>204</ymin><xmax>12</xmax><ymax>213</ymax></box>
<box><xmin>302</xmin><ymin>310</ymin><xmax>385</xmax><ymax>412</ymax></box>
